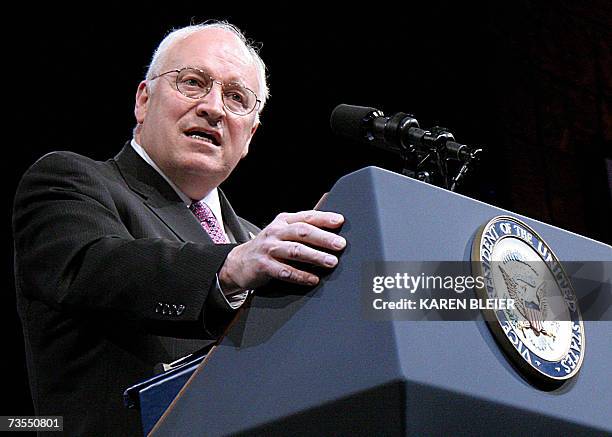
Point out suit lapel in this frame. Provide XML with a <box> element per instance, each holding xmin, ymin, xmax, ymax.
<box><xmin>146</xmin><ymin>196</ymin><xmax>213</xmax><ymax>244</ymax></box>
<box><xmin>113</xmin><ymin>144</ymin><xmax>212</xmax><ymax>244</ymax></box>
<box><xmin>218</xmin><ymin>189</ymin><xmax>250</xmax><ymax>244</ymax></box>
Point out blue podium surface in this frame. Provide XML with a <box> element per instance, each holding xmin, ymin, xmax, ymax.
<box><xmin>150</xmin><ymin>167</ymin><xmax>612</xmax><ymax>436</ymax></box>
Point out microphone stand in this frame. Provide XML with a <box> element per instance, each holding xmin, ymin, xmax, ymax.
<box><xmin>399</xmin><ymin>125</ymin><xmax>482</xmax><ymax>192</ymax></box>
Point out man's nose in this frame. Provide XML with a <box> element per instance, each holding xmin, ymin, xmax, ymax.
<box><xmin>195</xmin><ymin>81</ymin><xmax>225</xmax><ymax>123</ymax></box>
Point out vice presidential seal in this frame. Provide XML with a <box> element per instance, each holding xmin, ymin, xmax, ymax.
<box><xmin>472</xmin><ymin>216</ymin><xmax>585</xmax><ymax>386</ymax></box>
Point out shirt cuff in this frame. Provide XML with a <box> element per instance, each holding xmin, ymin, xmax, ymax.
<box><xmin>214</xmin><ymin>274</ymin><xmax>250</xmax><ymax>309</ymax></box>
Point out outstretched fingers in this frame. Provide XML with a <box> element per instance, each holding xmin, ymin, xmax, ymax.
<box><xmin>218</xmin><ymin>210</ymin><xmax>347</xmax><ymax>292</ymax></box>
<box><xmin>280</xmin><ymin>210</ymin><xmax>344</xmax><ymax>229</ymax></box>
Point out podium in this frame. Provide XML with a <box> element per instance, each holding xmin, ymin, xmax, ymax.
<box><xmin>140</xmin><ymin>167</ymin><xmax>611</xmax><ymax>436</ymax></box>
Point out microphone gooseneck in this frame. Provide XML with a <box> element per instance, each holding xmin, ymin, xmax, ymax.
<box><xmin>330</xmin><ymin>104</ymin><xmax>483</xmax><ymax>191</ymax></box>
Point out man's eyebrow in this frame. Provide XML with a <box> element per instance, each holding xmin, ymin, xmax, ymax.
<box><xmin>185</xmin><ymin>64</ymin><xmax>246</xmax><ymax>83</ymax></box>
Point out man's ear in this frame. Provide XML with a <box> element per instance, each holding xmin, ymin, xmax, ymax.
<box><xmin>241</xmin><ymin>122</ymin><xmax>259</xmax><ymax>159</ymax></box>
<box><xmin>135</xmin><ymin>81</ymin><xmax>149</xmax><ymax>124</ymax></box>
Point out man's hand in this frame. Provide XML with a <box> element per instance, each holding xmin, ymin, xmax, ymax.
<box><xmin>218</xmin><ymin>210</ymin><xmax>345</xmax><ymax>294</ymax></box>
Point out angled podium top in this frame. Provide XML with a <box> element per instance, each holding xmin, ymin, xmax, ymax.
<box><xmin>151</xmin><ymin>167</ymin><xmax>612</xmax><ymax>436</ymax></box>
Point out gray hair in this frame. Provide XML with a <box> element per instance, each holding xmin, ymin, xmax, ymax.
<box><xmin>144</xmin><ymin>20</ymin><xmax>269</xmax><ymax>117</ymax></box>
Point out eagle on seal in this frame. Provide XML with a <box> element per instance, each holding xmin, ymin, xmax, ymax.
<box><xmin>499</xmin><ymin>264</ymin><xmax>554</xmax><ymax>339</ymax></box>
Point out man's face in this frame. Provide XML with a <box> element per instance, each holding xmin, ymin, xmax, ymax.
<box><xmin>134</xmin><ymin>28</ymin><xmax>260</xmax><ymax>198</ymax></box>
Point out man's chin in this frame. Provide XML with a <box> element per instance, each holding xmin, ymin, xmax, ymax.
<box><xmin>180</xmin><ymin>160</ymin><xmax>230</xmax><ymax>185</ymax></box>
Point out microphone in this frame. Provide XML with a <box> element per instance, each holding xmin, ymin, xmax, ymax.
<box><xmin>330</xmin><ymin>104</ymin><xmax>480</xmax><ymax>161</ymax></box>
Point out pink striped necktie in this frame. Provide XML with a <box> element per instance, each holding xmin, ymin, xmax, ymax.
<box><xmin>189</xmin><ymin>201</ymin><xmax>229</xmax><ymax>244</ymax></box>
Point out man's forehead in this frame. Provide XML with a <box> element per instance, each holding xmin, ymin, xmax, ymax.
<box><xmin>164</xmin><ymin>29</ymin><xmax>258</xmax><ymax>85</ymax></box>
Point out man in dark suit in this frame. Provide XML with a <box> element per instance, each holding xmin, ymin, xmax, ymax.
<box><xmin>12</xmin><ymin>21</ymin><xmax>345</xmax><ymax>436</ymax></box>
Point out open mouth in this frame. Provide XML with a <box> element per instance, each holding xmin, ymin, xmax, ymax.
<box><xmin>185</xmin><ymin>130</ymin><xmax>220</xmax><ymax>146</ymax></box>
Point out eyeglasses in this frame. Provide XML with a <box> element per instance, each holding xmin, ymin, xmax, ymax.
<box><xmin>150</xmin><ymin>67</ymin><xmax>261</xmax><ymax>116</ymax></box>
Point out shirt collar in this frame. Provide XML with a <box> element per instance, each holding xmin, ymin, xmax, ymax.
<box><xmin>130</xmin><ymin>139</ymin><xmax>225</xmax><ymax>228</ymax></box>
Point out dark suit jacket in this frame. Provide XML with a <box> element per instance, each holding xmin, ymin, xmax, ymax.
<box><xmin>12</xmin><ymin>144</ymin><xmax>259</xmax><ymax>436</ymax></box>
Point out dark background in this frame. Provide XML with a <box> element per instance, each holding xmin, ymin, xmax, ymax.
<box><xmin>5</xmin><ymin>2</ymin><xmax>611</xmax><ymax>424</ymax></box>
